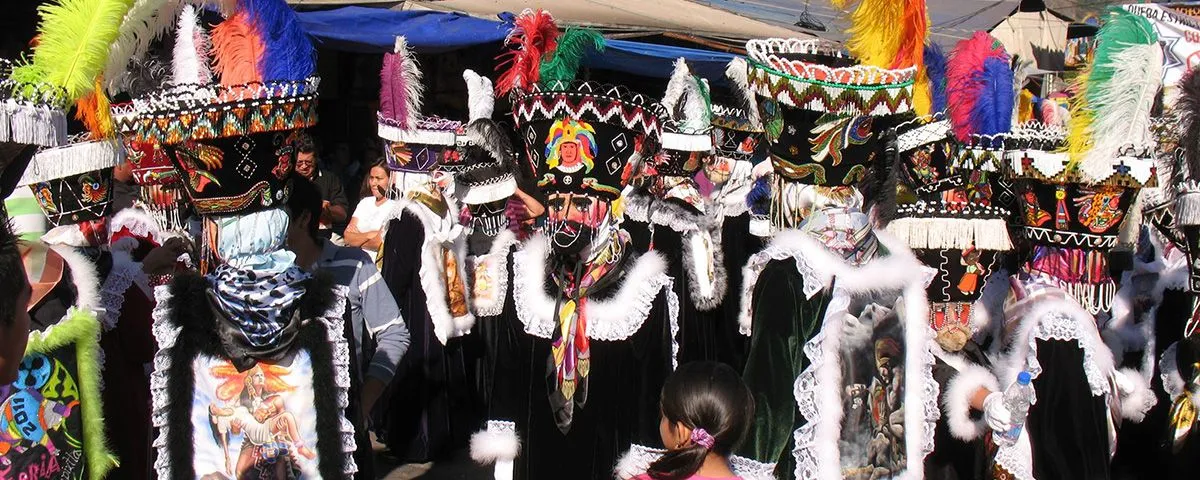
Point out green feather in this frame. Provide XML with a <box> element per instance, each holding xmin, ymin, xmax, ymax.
<box><xmin>1085</xmin><ymin>8</ymin><xmax>1157</xmax><ymax>107</ymax></box>
<box><xmin>11</xmin><ymin>0</ymin><xmax>135</xmax><ymax>106</ymax></box>
<box><xmin>539</xmin><ymin>27</ymin><xmax>605</xmax><ymax>87</ymax></box>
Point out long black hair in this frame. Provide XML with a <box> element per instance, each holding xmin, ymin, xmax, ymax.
<box><xmin>647</xmin><ymin>361</ymin><xmax>754</xmax><ymax>480</ymax></box>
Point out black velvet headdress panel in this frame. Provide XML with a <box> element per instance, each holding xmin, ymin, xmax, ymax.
<box><xmin>164</xmin><ymin>129</ymin><xmax>302</xmax><ymax>216</ymax></box>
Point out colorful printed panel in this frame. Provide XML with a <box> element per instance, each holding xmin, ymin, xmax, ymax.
<box><xmin>1013</xmin><ymin>180</ymin><xmax>1135</xmax><ymax>248</ymax></box>
<box><xmin>837</xmin><ymin>302</ymin><xmax>909</xmax><ymax>477</ymax></box>
<box><xmin>191</xmin><ymin>353</ymin><xmax>321</xmax><ymax>479</ymax></box>
<box><xmin>0</xmin><ymin>311</ymin><xmax>113</xmax><ymax>480</ymax></box>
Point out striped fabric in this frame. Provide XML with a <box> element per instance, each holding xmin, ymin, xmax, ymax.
<box><xmin>5</xmin><ymin>188</ymin><xmax>47</xmax><ymax>241</ymax></box>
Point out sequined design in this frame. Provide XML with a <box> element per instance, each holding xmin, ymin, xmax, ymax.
<box><xmin>78</xmin><ymin>174</ymin><xmax>107</xmax><ymax>204</ymax></box>
<box><xmin>1073</xmin><ymin>186</ymin><xmax>1126</xmax><ymax>234</ymax></box>
<box><xmin>173</xmin><ymin>141</ymin><xmax>225</xmax><ymax>193</ymax></box>
<box><xmin>809</xmin><ymin>114</ymin><xmax>873</xmax><ymax>166</ymax></box>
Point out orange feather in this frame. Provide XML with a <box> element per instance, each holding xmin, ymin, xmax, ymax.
<box><xmin>74</xmin><ymin>76</ymin><xmax>115</xmax><ymax>140</ymax></box>
<box><xmin>210</xmin><ymin>11</ymin><xmax>264</xmax><ymax>86</ymax></box>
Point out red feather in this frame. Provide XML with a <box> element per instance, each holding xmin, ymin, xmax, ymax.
<box><xmin>946</xmin><ymin>32</ymin><xmax>1004</xmax><ymax>141</ymax></box>
<box><xmin>211</xmin><ymin>11</ymin><xmax>265</xmax><ymax>87</ymax></box>
<box><xmin>495</xmin><ymin>9</ymin><xmax>559</xmax><ymax>96</ymax></box>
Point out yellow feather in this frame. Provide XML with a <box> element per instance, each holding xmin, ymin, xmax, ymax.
<box><xmin>16</xmin><ymin>0</ymin><xmax>135</xmax><ymax>104</ymax></box>
<box><xmin>1065</xmin><ymin>72</ymin><xmax>1094</xmax><ymax>166</ymax></box>
<box><xmin>913</xmin><ymin>69</ymin><xmax>933</xmax><ymax>116</ymax></box>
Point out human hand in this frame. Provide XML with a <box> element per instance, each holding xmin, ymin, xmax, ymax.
<box><xmin>142</xmin><ymin>237</ymin><xmax>189</xmax><ymax>275</ymax></box>
<box><xmin>982</xmin><ymin>391</ymin><xmax>1012</xmax><ymax>433</ymax></box>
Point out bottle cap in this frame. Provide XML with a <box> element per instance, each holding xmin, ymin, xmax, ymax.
<box><xmin>1017</xmin><ymin>371</ymin><xmax>1032</xmax><ymax>385</ymax></box>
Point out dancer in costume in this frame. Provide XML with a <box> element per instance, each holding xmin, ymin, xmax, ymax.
<box><xmin>129</xmin><ymin>1</ymin><xmax>359</xmax><ymax>478</ymax></box>
<box><xmin>888</xmin><ymin>36</ymin><xmax>1016</xmax><ymax>479</ymax></box>
<box><xmin>704</xmin><ymin>57</ymin><xmax>766</xmax><ymax>371</ymax></box>
<box><xmin>624</xmin><ymin>58</ymin><xmax>724</xmax><ymax>363</ymax></box>
<box><xmin>728</xmin><ymin>2</ymin><xmax>939</xmax><ymax>477</ymax></box>
<box><xmin>470</xmin><ymin>11</ymin><xmax>678</xmax><ymax>480</ymax></box>
<box><xmin>990</xmin><ymin>9</ymin><xmax>1161</xmax><ymax>479</ymax></box>
<box><xmin>1159</xmin><ymin>64</ymin><xmax>1200</xmax><ymax>477</ymax></box>
<box><xmin>374</xmin><ymin>36</ymin><xmax>478</xmax><ymax>462</ymax></box>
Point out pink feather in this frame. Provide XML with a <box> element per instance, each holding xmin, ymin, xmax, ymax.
<box><xmin>946</xmin><ymin>32</ymin><xmax>1004</xmax><ymax>141</ymax></box>
<box><xmin>379</xmin><ymin>51</ymin><xmax>406</xmax><ymax>125</ymax></box>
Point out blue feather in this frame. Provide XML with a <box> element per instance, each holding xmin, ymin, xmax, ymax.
<box><xmin>923</xmin><ymin>44</ymin><xmax>948</xmax><ymax>114</ymax></box>
<box><xmin>969</xmin><ymin>56</ymin><xmax>1013</xmax><ymax>143</ymax></box>
<box><xmin>243</xmin><ymin>0</ymin><xmax>314</xmax><ymax>81</ymax></box>
<box><xmin>746</xmin><ymin>176</ymin><xmax>772</xmax><ymax>215</ymax></box>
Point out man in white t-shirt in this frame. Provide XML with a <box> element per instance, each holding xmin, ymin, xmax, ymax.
<box><xmin>344</xmin><ymin>163</ymin><xmax>395</xmax><ymax>261</ymax></box>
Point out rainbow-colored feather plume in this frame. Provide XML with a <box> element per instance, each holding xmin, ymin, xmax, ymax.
<box><xmin>1066</xmin><ymin>8</ymin><xmax>1161</xmax><ymax>181</ymax></box>
<box><xmin>946</xmin><ymin>32</ymin><xmax>1011</xmax><ymax>141</ymax></box>
<box><xmin>834</xmin><ymin>0</ymin><xmax>927</xmax><ymax>69</ymax></box>
<box><xmin>10</xmin><ymin>0</ymin><xmax>136</xmax><ymax>105</ymax></box>
<box><xmin>495</xmin><ymin>9</ymin><xmax>559</xmax><ymax>96</ymax></box>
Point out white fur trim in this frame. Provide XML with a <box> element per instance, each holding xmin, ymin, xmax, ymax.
<box><xmin>49</xmin><ymin>244</ymin><xmax>100</xmax><ymax>314</ymax></box>
<box><xmin>939</xmin><ymin>358</ymin><xmax>999</xmax><ymax>441</ymax></box>
<box><xmin>624</xmin><ymin>189</ymin><xmax>703</xmax><ymax>233</ymax></box>
<box><xmin>513</xmin><ymin>234</ymin><xmax>676</xmax><ymax>344</ymax></box>
<box><xmin>1116</xmin><ymin>367</ymin><xmax>1156</xmax><ymax>423</ymax></box>
<box><xmin>612</xmin><ymin>443</ymin><xmax>664</xmax><ymax>480</ymax></box>
<box><xmin>469</xmin><ymin>420</ymin><xmax>520</xmax><ymax>465</ymax></box>
<box><xmin>382</xmin><ymin>198</ymin><xmax>474</xmax><ymax>344</ymax></box>
<box><xmin>682</xmin><ymin>227</ymin><xmax>728</xmax><ymax>311</ymax></box>
<box><xmin>996</xmin><ymin>291</ymin><xmax>1115</xmax><ymax>397</ymax></box>
<box><xmin>468</xmin><ymin>229</ymin><xmax>519</xmax><ymax>317</ymax></box>
<box><xmin>738</xmin><ymin>228</ymin><xmax>935</xmax><ymax>335</ymax></box>
<box><xmin>751</xmin><ymin>228</ymin><xmax>937</xmax><ymax>479</ymax></box>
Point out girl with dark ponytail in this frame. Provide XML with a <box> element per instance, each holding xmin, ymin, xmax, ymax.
<box><xmin>635</xmin><ymin>361</ymin><xmax>755</xmax><ymax>480</ymax></box>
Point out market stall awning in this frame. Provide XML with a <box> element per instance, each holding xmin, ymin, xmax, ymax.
<box><xmin>296</xmin><ymin>7</ymin><xmax>739</xmax><ymax>81</ymax></box>
<box><xmin>403</xmin><ymin>0</ymin><xmax>808</xmax><ymax>44</ymax></box>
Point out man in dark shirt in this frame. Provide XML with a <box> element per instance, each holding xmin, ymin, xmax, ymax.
<box><xmin>296</xmin><ymin>134</ymin><xmax>349</xmax><ymax>238</ymax></box>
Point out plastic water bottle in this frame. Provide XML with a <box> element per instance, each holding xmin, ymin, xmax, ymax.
<box><xmin>993</xmin><ymin>371</ymin><xmax>1034</xmax><ymax>447</ymax></box>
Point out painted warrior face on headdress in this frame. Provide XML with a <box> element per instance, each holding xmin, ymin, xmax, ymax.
<box><xmin>545</xmin><ymin>118</ymin><xmax>597</xmax><ymax>174</ymax></box>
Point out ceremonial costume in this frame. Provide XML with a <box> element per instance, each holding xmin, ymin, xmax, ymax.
<box><xmin>471</xmin><ymin>13</ymin><xmax>678</xmax><ymax>479</ymax></box>
<box><xmin>989</xmin><ymin>10</ymin><xmax>1161</xmax><ymax>479</ymax></box>
<box><xmin>624</xmin><ymin>59</ymin><xmax>724</xmax><ymax>363</ymax></box>
<box><xmin>730</xmin><ymin>5</ymin><xmax>940</xmax><ymax>476</ymax></box>
<box><xmin>374</xmin><ymin>37</ymin><xmax>476</xmax><ymax>462</ymax></box>
<box><xmin>1159</xmin><ymin>61</ymin><xmax>1200</xmax><ymax>477</ymax></box>
<box><xmin>704</xmin><ymin>57</ymin><xmax>766</xmax><ymax>371</ymax></box>
<box><xmin>888</xmin><ymin>35</ymin><xmax>1015</xmax><ymax>480</ymax></box>
<box><xmin>126</xmin><ymin>2</ymin><xmax>358</xmax><ymax>478</ymax></box>
<box><xmin>0</xmin><ymin>0</ymin><xmax>135</xmax><ymax>476</ymax></box>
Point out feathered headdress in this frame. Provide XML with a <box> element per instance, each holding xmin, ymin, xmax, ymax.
<box><xmin>10</xmin><ymin>0</ymin><xmax>135</xmax><ymax>105</ymax></box>
<box><xmin>946</xmin><ymin>32</ymin><xmax>1013</xmax><ymax>141</ymax></box>
<box><xmin>172</xmin><ymin>4</ymin><xmax>212</xmax><ymax>85</ymax></box>
<box><xmin>103</xmin><ymin>0</ymin><xmax>182</xmax><ymax>94</ymax></box>
<box><xmin>1177</xmin><ymin>67</ymin><xmax>1200</xmax><ymax>183</ymax></box>
<box><xmin>1066</xmin><ymin>8</ymin><xmax>1162</xmax><ymax>182</ymax></box>
<box><xmin>379</xmin><ymin>36</ymin><xmax>423</xmax><ymax>131</ymax></box>
<box><xmin>538</xmin><ymin>27</ymin><xmax>604</xmax><ymax>87</ymax></box>
<box><xmin>495</xmin><ymin>9</ymin><xmax>559</xmax><ymax>96</ymax></box>
<box><xmin>834</xmin><ymin>0</ymin><xmax>927</xmax><ymax>70</ymax></box>
<box><xmin>662</xmin><ymin>58</ymin><xmax>713</xmax><ymax>138</ymax></box>
<box><xmin>724</xmin><ymin>57</ymin><xmax>761</xmax><ymax>128</ymax></box>
<box><xmin>915</xmin><ymin>43</ymin><xmax>948</xmax><ymax>116</ymax></box>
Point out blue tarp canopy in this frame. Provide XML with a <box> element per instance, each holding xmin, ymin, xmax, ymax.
<box><xmin>296</xmin><ymin>7</ymin><xmax>738</xmax><ymax>81</ymax></box>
